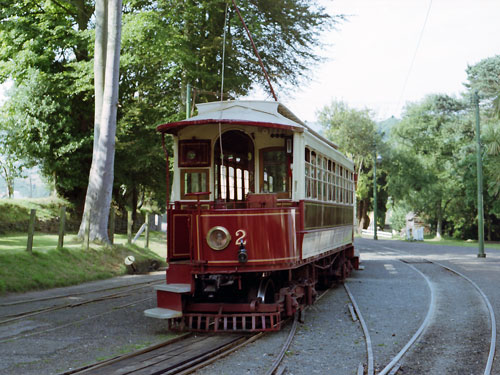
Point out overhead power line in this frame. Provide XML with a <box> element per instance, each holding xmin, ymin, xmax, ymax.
<box><xmin>396</xmin><ymin>0</ymin><xmax>433</xmax><ymax>113</ymax></box>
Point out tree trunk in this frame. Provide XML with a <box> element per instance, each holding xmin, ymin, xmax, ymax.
<box><xmin>357</xmin><ymin>197</ymin><xmax>370</xmax><ymax>232</ymax></box>
<box><xmin>78</xmin><ymin>0</ymin><xmax>122</xmax><ymax>243</ymax></box>
<box><xmin>435</xmin><ymin>201</ymin><xmax>443</xmax><ymax>240</ymax></box>
<box><xmin>486</xmin><ymin>216</ymin><xmax>492</xmax><ymax>242</ymax></box>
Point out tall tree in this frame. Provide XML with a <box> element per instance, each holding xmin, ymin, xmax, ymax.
<box><xmin>78</xmin><ymin>0</ymin><xmax>122</xmax><ymax>242</ymax></box>
<box><xmin>465</xmin><ymin>55</ymin><xmax>500</xmax><ymax>239</ymax></box>
<box><xmin>318</xmin><ymin>101</ymin><xmax>384</xmax><ymax>231</ymax></box>
<box><xmin>0</xmin><ymin>0</ymin><xmax>336</xmax><ymax>226</ymax></box>
<box><xmin>465</xmin><ymin>55</ymin><xmax>500</xmax><ymax>117</ymax></box>
<box><xmin>387</xmin><ymin>94</ymin><xmax>470</xmax><ymax>239</ymax></box>
<box><xmin>0</xmin><ymin>0</ymin><xmax>94</xmax><ymax>201</ymax></box>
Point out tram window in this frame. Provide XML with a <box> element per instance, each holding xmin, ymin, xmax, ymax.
<box><xmin>244</xmin><ymin>170</ymin><xmax>250</xmax><ymax>196</ymax></box>
<box><xmin>178</xmin><ymin>140</ymin><xmax>211</xmax><ymax>167</ymax></box>
<box><xmin>311</xmin><ymin>152</ymin><xmax>317</xmax><ymax>198</ymax></box>
<box><xmin>181</xmin><ymin>169</ymin><xmax>209</xmax><ymax>199</ymax></box>
<box><xmin>305</xmin><ymin>148</ymin><xmax>311</xmax><ymax>198</ymax></box>
<box><xmin>218</xmin><ymin>165</ymin><xmax>228</xmax><ymax>199</ymax></box>
<box><xmin>261</xmin><ymin>148</ymin><xmax>289</xmax><ymax>198</ymax></box>
<box><xmin>214</xmin><ymin>130</ymin><xmax>254</xmax><ymax>201</ymax></box>
<box><xmin>229</xmin><ymin>167</ymin><xmax>235</xmax><ymax>200</ymax></box>
<box><xmin>330</xmin><ymin>162</ymin><xmax>335</xmax><ymax>202</ymax></box>
<box><xmin>339</xmin><ymin>166</ymin><xmax>343</xmax><ymax>203</ymax></box>
<box><xmin>317</xmin><ymin>156</ymin><xmax>323</xmax><ymax>200</ymax></box>
<box><xmin>236</xmin><ymin>168</ymin><xmax>243</xmax><ymax>200</ymax></box>
<box><xmin>322</xmin><ymin>158</ymin><xmax>328</xmax><ymax>201</ymax></box>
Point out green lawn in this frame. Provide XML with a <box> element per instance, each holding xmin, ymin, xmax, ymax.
<box><xmin>361</xmin><ymin>232</ymin><xmax>500</xmax><ymax>250</ymax></box>
<box><xmin>0</xmin><ymin>231</ymin><xmax>167</xmax><ymax>258</ymax></box>
<box><xmin>0</xmin><ymin>196</ymin><xmax>72</xmax><ymax>224</ymax></box>
<box><xmin>114</xmin><ymin>231</ymin><xmax>167</xmax><ymax>258</ymax></box>
<box><xmin>0</xmin><ymin>233</ymin><xmax>83</xmax><ymax>253</ymax></box>
<box><xmin>0</xmin><ymin>231</ymin><xmax>167</xmax><ymax>294</ymax></box>
<box><xmin>422</xmin><ymin>236</ymin><xmax>500</xmax><ymax>250</ymax></box>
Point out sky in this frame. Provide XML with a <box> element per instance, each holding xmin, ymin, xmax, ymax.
<box><xmin>253</xmin><ymin>0</ymin><xmax>500</xmax><ymax>123</ymax></box>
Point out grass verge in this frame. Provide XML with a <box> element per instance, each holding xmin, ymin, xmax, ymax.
<box><xmin>0</xmin><ymin>233</ymin><xmax>167</xmax><ymax>294</ymax></box>
<box><xmin>422</xmin><ymin>236</ymin><xmax>500</xmax><ymax>250</ymax></box>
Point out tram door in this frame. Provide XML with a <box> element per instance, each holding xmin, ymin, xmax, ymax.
<box><xmin>214</xmin><ymin>130</ymin><xmax>254</xmax><ymax>201</ymax></box>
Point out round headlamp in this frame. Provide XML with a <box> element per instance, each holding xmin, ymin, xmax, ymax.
<box><xmin>206</xmin><ymin>226</ymin><xmax>231</xmax><ymax>250</ymax></box>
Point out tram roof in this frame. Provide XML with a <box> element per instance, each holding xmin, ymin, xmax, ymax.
<box><xmin>156</xmin><ymin>100</ymin><xmax>302</xmax><ymax>131</ymax></box>
<box><xmin>157</xmin><ymin>100</ymin><xmax>338</xmax><ymax>149</ymax></box>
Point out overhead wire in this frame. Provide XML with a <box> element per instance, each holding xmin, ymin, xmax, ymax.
<box><xmin>395</xmin><ymin>0</ymin><xmax>433</xmax><ymax>115</ymax></box>
<box><xmin>218</xmin><ymin>3</ymin><xmax>229</xmax><ymax>201</ymax></box>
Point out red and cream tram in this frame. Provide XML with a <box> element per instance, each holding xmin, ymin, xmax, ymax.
<box><xmin>145</xmin><ymin>100</ymin><xmax>358</xmax><ymax>332</ymax></box>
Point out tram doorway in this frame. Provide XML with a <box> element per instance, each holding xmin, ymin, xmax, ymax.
<box><xmin>214</xmin><ymin>130</ymin><xmax>254</xmax><ymax>201</ymax></box>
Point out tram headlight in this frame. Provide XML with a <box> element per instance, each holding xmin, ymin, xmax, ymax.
<box><xmin>206</xmin><ymin>226</ymin><xmax>231</xmax><ymax>250</ymax></box>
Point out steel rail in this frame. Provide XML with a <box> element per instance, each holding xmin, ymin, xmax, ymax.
<box><xmin>59</xmin><ymin>333</ymin><xmax>192</xmax><ymax>375</ymax></box>
<box><xmin>0</xmin><ymin>296</ymin><xmax>154</xmax><ymax>344</ymax></box>
<box><xmin>377</xmin><ymin>261</ymin><xmax>436</xmax><ymax>375</ymax></box>
<box><xmin>0</xmin><ymin>281</ymin><xmax>162</xmax><ymax>324</ymax></box>
<box><xmin>262</xmin><ymin>288</ymin><xmax>331</xmax><ymax>375</ymax></box>
<box><xmin>0</xmin><ymin>278</ymin><xmax>163</xmax><ymax>307</ymax></box>
<box><xmin>265</xmin><ymin>316</ymin><xmax>299</xmax><ymax>375</ymax></box>
<box><xmin>174</xmin><ymin>333</ymin><xmax>264</xmax><ymax>375</ymax></box>
<box><xmin>344</xmin><ymin>283</ymin><xmax>374</xmax><ymax>375</ymax></box>
<box><xmin>430</xmin><ymin>260</ymin><xmax>496</xmax><ymax>375</ymax></box>
<box><xmin>65</xmin><ymin>332</ymin><xmax>263</xmax><ymax>375</ymax></box>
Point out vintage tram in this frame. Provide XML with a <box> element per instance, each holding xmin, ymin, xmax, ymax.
<box><xmin>145</xmin><ymin>100</ymin><xmax>358</xmax><ymax>332</ymax></box>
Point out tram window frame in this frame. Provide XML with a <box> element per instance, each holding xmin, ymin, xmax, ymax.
<box><xmin>180</xmin><ymin>168</ymin><xmax>209</xmax><ymax>200</ymax></box>
<box><xmin>311</xmin><ymin>151</ymin><xmax>317</xmax><ymax>199</ymax></box>
<box><xmin>304</xmin><ymin>146</ymin><xmax>353</xmax><ymax>204</ymax></box>
<box><xmin>178</xmin><ymin>140</ymin><xmax>211</xmax><ymax>167</ymax></box>
<box><xmin>305</xmin><ymin>148</ymin><xmax>312</xmax><ymax>198</ymax></box>
<box><xmin>260</xmin><ymin>147</ymin><xmax>290</xmax><ymax>199</ymax></box>
<box><xmin>317</xmin><ymin>155</ymin><xmax>323</xmax><ymax>200</ymax></box>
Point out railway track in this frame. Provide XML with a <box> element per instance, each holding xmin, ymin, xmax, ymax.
<box><xmin>58</xmin><ymin>312</ymin><xmax>296</xmax><ymax>375</ymax></box>
<box><xmin>345</xmin><ymin>253</ymin><xmax>496</xmax><ymax>375</ymax></box>
<box><xmin>0</xmin><ymin>279</ymin><xmax>167</xmax><ymax>344</ymax></box>
<box><xmin>60</xmin><ymin>332</ymin><xmax>264</xmax><ymax>375</ymax></box>
<box><xmin>0</xmin><ymin>278</ymin><xmax>163</xmax><ymax>325</ymax></box>
<box><xmin>57</xmin><ymin>288</ymin><xmax>332</xmax><ymax>375</ymax></box>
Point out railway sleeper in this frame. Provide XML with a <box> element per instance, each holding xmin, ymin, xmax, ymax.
<box><xmin>170</xmin><ymin>311</ymin><xmax>283</xmax><ymax>332</ymax></box>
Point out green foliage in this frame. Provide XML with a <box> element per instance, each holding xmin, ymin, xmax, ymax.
<box><xmin>318</xmin><ymin>100</ymin><xmax>387</xmax><ymax>229</ymax></box>
<box><xmin>387</xmin><ymin>94</ymin><xmax>471</xmax><ymax>236</ymax></box>
<box><xmin>2</xmin><ymin>69</ymin><xmax>93</xmax><ymax>199</ymax></box>
<box><xmin>465</xmin><ymin>55</ymin><xmax>500</xmax><ymax>116</ymax></box>
<box><xmin>389</xmin><ymin>201</ymin><xmax>410</xmax><ymax>232</ymax></box>
<box><xmin>318</xmin><ymin>101</ymin><xmax>380</xmax><ymax>171</ymax></box>
<box><xmin>0</xmin><ymin>197</ymin><xmax>70</xmax><ymax>223</ymax></box>
<box><xmin>0</xmin><ymin>241</ymin><xmax>164</xmax><ymax>294</ymax></box>
<box><xmin>386</xmin><ymin>92</ymin><xmax>500</xmax><ymax>240</ymax></box>
<box><xmin>0</xmin><ymin>0</ymin><xmax>94</xmax><ymax>201</ymax></box>
<box><xmin>483</xmin><ymin>121</ymin><xmax>500</xmax><ymax>202</ymax></box>
<box><xmin>0</xmin><ymin>0</ymin><xmax>335</xmax><ymax>214</ymax></box>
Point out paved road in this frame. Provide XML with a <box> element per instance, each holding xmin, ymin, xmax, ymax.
<box><xmin>356</xmin><ymin>237</ymin><xmax>500</xmax><ymax>374</ymax></box>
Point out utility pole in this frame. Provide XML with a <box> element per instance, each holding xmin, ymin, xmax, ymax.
<box><xmin>473</xmin><ymin>91</ymin><xmax>485</xmax><ymax>258</ymax></box>
<box><xmin>186</xmin><ymin>83</ymin><xmax>191</xmax><ymax>119</ymax></box>
<box><xmin>373</xmin><ymin>146</ymin><xmax>378</xmax><ymax>240</ymax></box>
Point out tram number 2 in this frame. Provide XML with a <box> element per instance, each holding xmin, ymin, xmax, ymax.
<box><xmin>235</xmin><ymin>229</ymin><xmax>247</xmax><ymax>246</ymax></box>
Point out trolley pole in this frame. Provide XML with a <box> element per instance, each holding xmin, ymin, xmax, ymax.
<box><xmin>373</xmin><ymin>146</ymin><xmax>378</xmax><ymax>240</ymax></box>
<box><xmin>473</xmin><ymin>91</ymin><xmax>485</xmax><ymax>258</ymax></box>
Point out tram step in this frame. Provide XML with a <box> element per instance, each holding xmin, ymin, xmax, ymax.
<box><xmin>154</xmin><ymin>283</ymin><xmax>192</xmax><ymax>293</ymax></box>
<box><xmin>144</xmin><ymin>307</ymin><xmax>183</xmax><ymax>319</ymax></box>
